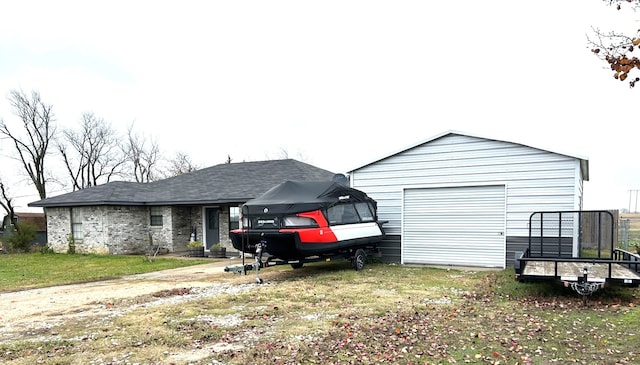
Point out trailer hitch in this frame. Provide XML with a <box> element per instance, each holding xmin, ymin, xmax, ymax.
<box><xmin>565</xmin><ymin>267</ymin><xmax>604</xmax><ymax>306</ymax></box>
<box><xmin>253</xmin><ymin>238</ymin><xmax>266</xmax><ymax>284</ymax></box>
<box><xmin>223</xmin><ymin>237</ymin><xmax>266</xmax><ymax>284</ymax></box>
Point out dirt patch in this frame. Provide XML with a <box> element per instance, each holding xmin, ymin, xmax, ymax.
<box><xmin>0</xmin><ymin>257</ymin><xmax>251</xmax><ymax>344</ymax></box>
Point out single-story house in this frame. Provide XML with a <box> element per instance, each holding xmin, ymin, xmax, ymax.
<box><xmin>29</xmin><ymin>159</ymin><xmax>335</xmax><ymax>255</ymax></box>
<box><xmin>348</xmin><ymin>130</ymin><xmax>589</xmax><ymax>268</ymax></box>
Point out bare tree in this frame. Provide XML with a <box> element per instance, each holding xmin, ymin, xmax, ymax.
<box><xmin>124</xmin><ymin>123</ymin><xmax>161</xmax><ymax>183</ymax></box>
<box><xmin>0</xmin><ymin>90</ymin><xmax>55</xmax><ymax>199</ymax></box>
<box><xmin>162</xmin><ymin>151</ymin><xmax>200</xmax><ymax>177</ymax></box>
<box><xmin>0</xmin><ymin>180</ymin><xmax>16</xmax><ymax>229</ymax></box>
<box><xmin>589</xmin><ymin>0</ymin><xmax>640</xmax><ymax>87</ymax></box>
<box><xmin>266</xmin><ymin>147</ymin><xmax>310</xmax><ymax>163</ymax></box>
<box><xmin>58</xmin><ymin>112</ymin><xmax>126</xmax><ymax>190</ymax></box>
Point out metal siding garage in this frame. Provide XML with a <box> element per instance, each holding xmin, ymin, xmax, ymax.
<box><xmin>402</xmin><ymin>185</ymin><xmax>506</xmax><ymax>268</ymax></box>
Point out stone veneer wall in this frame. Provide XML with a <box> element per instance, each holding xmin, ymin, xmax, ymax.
<box><xmin>148</xmin><ymin>206</ymin><xmax>172</xmax><ymax>253</ymax></box>
<box><xmin>106</xmin><ymin>206</ymin><xmax>152</xmax><ymax>254</ymax></box>
<box><xmin>171</xmin><ymin>206</ymin><xmax>203</xmax><ymax>252</ymax></box>
<box><xmin>171</xmin><ymin>206</ymin><xmax>236</xmax><ymax>253</ymax></box>
<box><xmin>219</xmin><ymin>207</ymin><xmax>232</xmax><ymax>249</ymax></box>
<box><xmin>45</xmin><ymin>205</ymin><xmax>236</xmax><ymax>254</ymax></box>
<box><xmin>45</xmin><ymin>207</ymin><xmax>72</xmax><ymax>253</ymax></box>
<box><xmin>79</xmin><ymin>206</ymin><xmax>111</xmax><ymax>254</ymax></box>
<box><xmin>46</xmin><ymin>206</ymin><xmax>153</xmax><ymax>254</ymax></box>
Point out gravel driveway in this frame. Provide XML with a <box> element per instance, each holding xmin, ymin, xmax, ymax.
<box><xmin>0</xmin><ymin>257</ymin><xmax>253</xmax><ymax>344</ymax></box>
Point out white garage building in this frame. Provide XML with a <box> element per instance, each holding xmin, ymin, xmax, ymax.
<box><xmin>348</xmin><ymin>131</ymin><xmax>589</xmax><ymax>268</ymax></box>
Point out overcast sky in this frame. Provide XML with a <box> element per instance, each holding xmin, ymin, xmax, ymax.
<box><xmin>1</xmin><ymin>1</ymin><xmax>639</xmax><ymax>212</ymax></box>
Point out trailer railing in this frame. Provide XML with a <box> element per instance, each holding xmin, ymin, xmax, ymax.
<box><xmin>527</xmin><ymin>210</ymin><xmax>615</xmax><ymax>259</ymax></box>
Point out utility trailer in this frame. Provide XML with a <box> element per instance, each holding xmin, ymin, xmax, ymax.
<box><xmin>515</xmin><ymin>210</ymin><xmax>640</xmax><ymax>303</ymax></box>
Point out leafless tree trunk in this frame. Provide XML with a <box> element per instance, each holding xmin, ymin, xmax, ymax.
<box><xmin>125</xmin><ymin>123</ymin><xmax>160</xmax><ymax>183</ymax></box>
<box><xmin>58</xmin><ymin>112</ymin><xmax>126</xmax><ymax>190</ymax></box>
<box><xmin>0</xmin><ymin>90</ymin><xmax>55</xmax><ymax>199</ymax></box>
<box><xmin>0</xmin><ymin>181</ymin><xmax>17</xmax><ymax>232</ymax></box>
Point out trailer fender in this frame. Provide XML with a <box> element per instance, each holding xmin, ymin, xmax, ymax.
<box><xmin>514</xmin><ymin>251</ymin><xmax>523</xmax><ymax>274</ymax></box>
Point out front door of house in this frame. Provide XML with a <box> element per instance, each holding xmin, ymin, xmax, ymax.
<box><xmin>205</xmin><ymin>207</ymin><xmax>220</xmax><ymax>250</ymax></box>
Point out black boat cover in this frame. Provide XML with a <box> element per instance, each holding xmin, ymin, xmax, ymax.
<box><xmin>242</xmin><ymin>180</ymin><xmax>376</xmax><ymax>216</ymax></box>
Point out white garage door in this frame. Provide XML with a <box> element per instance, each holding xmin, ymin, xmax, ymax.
<box><xmin>402</xmin><ymin>185</ymin><xmax>506</xmax><ymax>268</ymax></box>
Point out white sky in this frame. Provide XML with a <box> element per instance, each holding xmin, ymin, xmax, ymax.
<box><xmin>0</xmin><ymin>1</ymin><xmax>639</xmax><ymax>212</ymax></box>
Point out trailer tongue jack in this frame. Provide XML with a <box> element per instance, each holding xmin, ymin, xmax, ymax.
<box><xmin>223</xmin><ymin>239</ymin><xmax>267</xmax><ymax>284</ymax></box>
<box><xmin>563</xmin><ymin>267</ymin><xmax>605</xmax><ymax>306</ymax></box>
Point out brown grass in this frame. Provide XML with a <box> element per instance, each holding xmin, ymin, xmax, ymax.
<box><xmin>1</xmin><ymin>261</ymin><xmax>639</xmax><ymax>364</ymax></box>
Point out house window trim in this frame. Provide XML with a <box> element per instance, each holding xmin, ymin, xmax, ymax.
<box><xmin>150</xmin><ymin>206</ymin><xmax>163</xmax><ymax>227</ymax></box>
<box><xmin>71</xmin><ymin>208</ymin><xmax>83</xmax><ymax>242</ymax></box>
<box><xmin>229</xmin><ymin>206</ymin><xmax>240</xmax><ymax>231</ymax></box>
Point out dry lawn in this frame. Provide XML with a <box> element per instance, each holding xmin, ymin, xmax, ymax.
<box><xmin>1</xmin><ymin>261</ymin><xmax>639</xmax><ymax>365</ymax></box>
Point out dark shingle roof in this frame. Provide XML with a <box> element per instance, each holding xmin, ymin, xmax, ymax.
<box><xmin>29</xmin><ymin>159</ymin><xmax>336</xmax><ymax>207</ymax></box>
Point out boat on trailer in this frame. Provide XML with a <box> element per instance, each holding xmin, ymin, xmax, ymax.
<box><xmin>228</xmin><ymin>180</ymin><xmax>385</xmax><ymax>279</ymax></box>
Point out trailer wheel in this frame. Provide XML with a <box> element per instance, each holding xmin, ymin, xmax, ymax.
<box><xmin>352</xmin><ymin>249</ymin><xmax>366</xmax><ymax>271</ymax></box>
<box><xmin>290</xmin><ymin>262</ymin><xmax>304</xmax><ymax>269</ymax></box>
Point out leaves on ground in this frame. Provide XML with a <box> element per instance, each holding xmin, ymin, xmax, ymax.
<box><xmin>1</xmin><ymin>265</ymin><xmax>639</xmax><ymax>364</ymax></box>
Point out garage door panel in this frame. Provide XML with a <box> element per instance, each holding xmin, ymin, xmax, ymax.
<box><xmin>405</xmin><ymin>221</ymin><xmax>503</xmax><ymax>229</ymax></box>
<box><xmin>405</xmin><ymin>219</ymin><xmax>504</xmax><ymax>229</ymax></box>
<box><xmin>404</xmin><ymin>242</ymin><xmax>503</xmax><ymax>253</ymax></box>
<box><xmin>402</xmin><ymin>185</ymin><xmax>506</xmax><ymax>268</ymax></box>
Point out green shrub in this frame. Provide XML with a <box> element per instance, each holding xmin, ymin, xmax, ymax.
<box><xmin>39</xmin><ymin>244</ymin><xmax>54</xmax><ymax>254</ymax></box>
<box><xmin>4</xmin><ymin>222</ymin><xmax>37</xmax><ymax>253</ymax></box>
<box><xmin>67</xmin><ymin>234</ymin><xmax>76</xmax><ymax>254</ymax></box>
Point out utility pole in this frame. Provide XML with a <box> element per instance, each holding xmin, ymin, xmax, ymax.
<box><xmin>629</xmin><ymin>190</ymin><xmax>640</xmax><ymax>213</ymax></box>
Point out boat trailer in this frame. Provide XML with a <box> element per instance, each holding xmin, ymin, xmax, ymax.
<box><xmin>224</xmin><ymin>239</ymin><xmax>376</xmax><ymax>284</ymax></box>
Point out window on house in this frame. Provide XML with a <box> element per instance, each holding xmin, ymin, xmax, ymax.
<box><xmin>71</xmin><ymin>208</ymin><xmax>83</xmax><ymax>241</ymax></box>
<box><xmin>150</xmin><ymin>207</ymin><xmax>163</xmax><ymax>226</ymax></box>
<box><xmin>229</xmin><ymin>206</ymin><xmax>240</xmax><ymax>230</ymax></box>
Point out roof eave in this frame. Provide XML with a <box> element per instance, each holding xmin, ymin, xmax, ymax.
<box><xmin>347</xmin><ymin>130</ymin><xmax>591</xmax><ymax>176</ymax></box>
<box><xmin>30</xmin><ymin>199</ymin><xmax>257</xmax><ymax>208</ymax></box>
<box><xmin>29</xmin><ymin>201</ymin><xmax>148</xmax><ymax>208</ymax></box>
